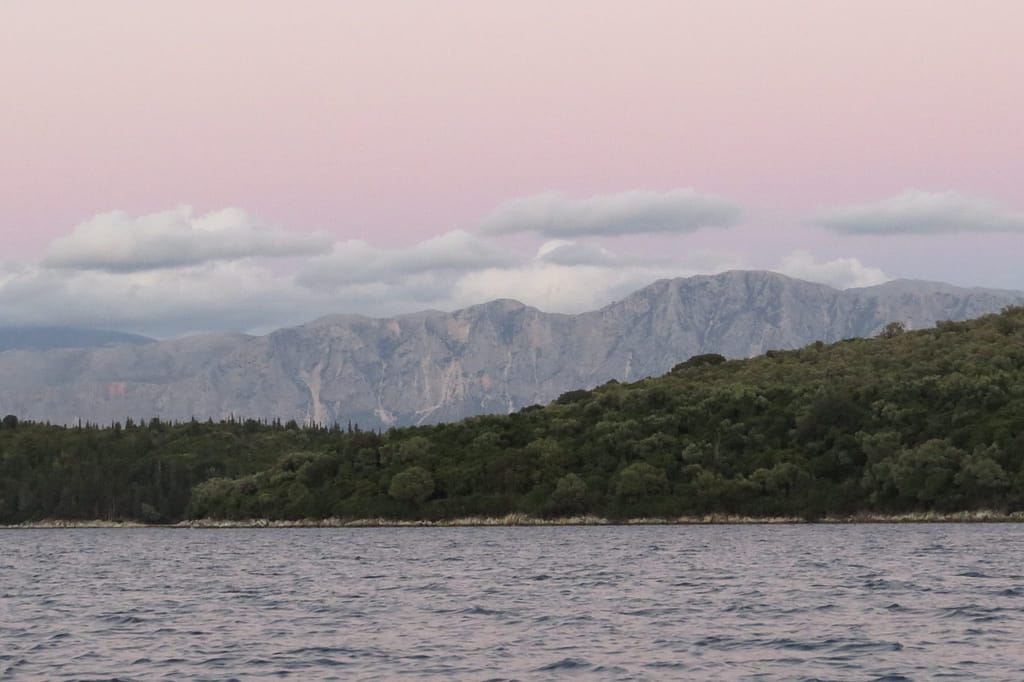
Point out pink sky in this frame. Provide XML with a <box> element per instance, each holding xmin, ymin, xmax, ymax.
<box><xmin>3</xmin><ymin>2</ymin><xmax>1022</xmax><ymax>243</ymax></box>
<box><xmin>1</xmin><ymin>1</ymin><xmax>1023</xmax><ymax>334</ymax></box>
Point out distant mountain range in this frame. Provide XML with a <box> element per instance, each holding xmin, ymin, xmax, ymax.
<box><xmin>0</xmin><ymin>327</ymin><xmax>154</xmax><ymax>352</ymax></box>
<box><xmin>1</xmin><ymin>270</ymin><xmax>1021</xmax><ymax>427</ymax></box>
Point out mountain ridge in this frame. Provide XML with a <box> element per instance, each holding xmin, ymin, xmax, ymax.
<box><xmin>2</xmin><ymin>270</ymin><xmax>1021</xmax><ymax>427</ymax></box>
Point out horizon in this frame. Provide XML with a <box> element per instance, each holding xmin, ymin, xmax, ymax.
<box><xmin>3</xmin><ymin>268</ymin><xmax>1022</xmax><ymax>341</ymax></box>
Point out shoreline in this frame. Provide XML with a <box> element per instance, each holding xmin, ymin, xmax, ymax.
<box><xmin>4</xmin><ymin>510</ymin><xmax>1024</xmax><ymax>529</ymax></box>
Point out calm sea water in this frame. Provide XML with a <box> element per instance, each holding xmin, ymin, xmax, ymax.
<box><xmin>1</xmin><ymin>524</ymin><xmax>1023</xmax><ymax>681</ymax></box>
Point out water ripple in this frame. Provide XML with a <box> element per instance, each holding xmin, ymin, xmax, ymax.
<box><xmin>2</xmin><ymin>524</ymin><xmax>1024</xmax><ymax>679</ymax></box>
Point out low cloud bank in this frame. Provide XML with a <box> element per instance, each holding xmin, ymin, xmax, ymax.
<box><xmin>43</xmin><ymin>206</ymin><xmax>332</xmax><ymax>273</ymax></box>
<box><xmin>3</xmin><ymin>202</ymin><xmax>899</xmax><ymax>337</ymax></box>
<box><xmin>479</xmin><ymin>189</ymin><xmax>743</xmax><ymax>237</ymax></box>
<box><xmin>776</xmin><ymin>250</ymin><xmax>889</xmax><ymax>290</ymax></box>
<box><xmin>815</xmin><ymin>191</ymin><xmax>1024</xmax><ymax>235</ymax></box>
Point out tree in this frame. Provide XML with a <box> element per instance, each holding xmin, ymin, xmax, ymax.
<box><xmin>1</xmin><ymin>415</ymin><xmax>17</xmax><ymax>429</ymax></box>
<box><xmin>877</xmin><ymin>321</ymin><xmax>906</xmax><ymax>339</ymax></box>
<box><xmin>673</xmin><ymin>354</ymin><xmax>727</xmax><ymax>373</ymax></box>
<box><xmin>550</xmin><ymin>474</ymin><xmax>587</xmax><ymax>514</ymax></box>
<box><xmin>615</xmin><ymin>462</ymin><xmax>668</xmax><ymax>500</ymax></box>
<box><xmin>388</xmin><ymin>466</ymin><xmax>434</xmax><ymax>504</ymax></box>
<box><xmin>890</xmin><ymin>439</ymin><xmax>963</xmax><ymax>506</ymax></box>
<box><xmin>955</xmin><ymin>448</ymin><xmax>1009</xmax><ymax>505</ymax></box>
<box><xmin>395</xmin><ymin>436</ymin><xmax>435</xmax><ymax>467</ymax></box>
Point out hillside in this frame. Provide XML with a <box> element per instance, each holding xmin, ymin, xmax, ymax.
<box><xmin>0</xmin><ymin>270</ymin><xmax>1021</xmax><ymax>427</ymax></box>
<box><xmin>2</xmin><ymin>305</ymin><xmax>1023</xmax><ymax>523</ymax></box>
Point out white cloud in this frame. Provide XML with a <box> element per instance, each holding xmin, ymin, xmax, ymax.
<box><xmin>295</xmin><ymin>234</ymin><xmax>744</xmax><ymax>320</ymax></box>
<box><xmin>815</xmin><ymin>190</ymin><xmax>1024</xmax><ymax>235</ymax></box>
<box><xmin>536</xmin><ymin>240</ymin><xmax>620</xmax><ymax>266</ymax></box>
<box><xmin>297</xmin><ymin>230</ymin><xmax>519</xmax><ymax>288</ymax></box>
<box><xmin>2</xmin><ymin>204</ymin><xmax>753</xmax><ymax>337</ymax></box>
<box><xmin>478</xmin><ymin>189</ymin><xmax>743</xmax><ymax>237</ymax></box>
<box><xmin>454</xmin><ymin>248</ymin><xmax>747</xmax><ymax>313</ymax></box>
<box><xmin>776</xmin><ymin>250</ymin><xmax>889</xmax><ymax>290</ymax></box>
<box><xmin>43</xmin><ymin>206</ymin><xmax>332</xmax><ymax>272</ymax></box>
<box><xmin>452</xmin><ymin>264</ymin><xmax>665</xmax><ymax>313</ymax></box>
<box><xmin>0</xmin><ymin>260</ymin><xmax>317</xmax><ymax>337</ymax></box>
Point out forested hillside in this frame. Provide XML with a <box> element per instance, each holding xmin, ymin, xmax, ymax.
<box><xmin>3</xmin><ymin>306</ymin><xmax>1024</xmax><ymax>524</ymax></box>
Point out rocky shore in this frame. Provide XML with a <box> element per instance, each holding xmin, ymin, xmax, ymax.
<box><xmin>5</xmin><ymin>510</ymin><xmax>1024</xmax><ymax>529</ymax></box>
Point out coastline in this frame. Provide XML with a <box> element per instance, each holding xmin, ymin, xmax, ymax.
<box><xmin>4</xmin><ymin>510</ymin><xmax>1024</xmax><ymax>529</ymax></box>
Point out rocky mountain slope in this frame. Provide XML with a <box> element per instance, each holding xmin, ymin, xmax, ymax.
<box><xmin>1</xmin><ymin>271</ymin><xmax>1021</xmax><ymax>428</ymax></box>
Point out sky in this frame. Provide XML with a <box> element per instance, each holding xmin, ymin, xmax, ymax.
<box><xmin>1</xmin><ymin>1</ymin><xmax>1023</xmax><ymax>338</ymax></box>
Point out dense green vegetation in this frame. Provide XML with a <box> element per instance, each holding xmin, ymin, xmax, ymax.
<box><xmin>4</xmin><ymin>307</ymin><xmax>1024</xmax><ymax>523</ymax></box>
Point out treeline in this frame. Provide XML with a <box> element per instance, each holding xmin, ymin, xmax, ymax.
<box><xmin>3</xmin><ymin>307</ymin><xmax>1024</xmax><ymax>523</ymax></box>
<box><xmin>0</xmin><ymin>417</ymin><xmax>382</xmax><ymax>523</ymax></box>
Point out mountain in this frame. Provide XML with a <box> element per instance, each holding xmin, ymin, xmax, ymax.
<box><xmin>1</xmin><ymin>271</ymin><xmax>1021</xmax><ymax>427</ymax></box>
<box><xmin>6</xmin><ymin>303</ymin><xmax>1024</xmax><ymax>525</ymax></box>
<box><xmin>0</xmin><ymin>326</ymin><xmax>155</xmax><ymax>352</ymax></box>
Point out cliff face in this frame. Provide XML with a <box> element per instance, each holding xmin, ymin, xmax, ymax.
<box><xmin>2</xmin><ymin>271</ymin><xmax>1021</xmax><ymax>427</ymax></box>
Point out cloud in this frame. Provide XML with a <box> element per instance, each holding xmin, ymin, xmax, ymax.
<box><xmin>535</xmin><ymin>240</ymin><xmax>620</xmax><ymax>266</ymax></box>
<box><xmin>533</xmin><ymin>239</ymin><xmax>730</xmax><ymax>271</ymax></box>
<box><xmin>452</xmin><ymin>264</ymin><xmax>676</xmax><ymax>314</ymax></box>
<box><xmin>454</xmin><ymin>248</ymin><xmax>747</xmax><ymax>313</ymax></box>
<box><xmin>0</xmin><ymin>261</ymin><xmax>305</xmax><ymax>337</ymax></box>
<box><xmin>776</xmin><ymin>250</ymin><xmax>889</xmax><ymax>289</ymax></box>
<box><xmin>297</xmin><ymin>230</ymin><xmax>519</xmax><ymax>288</ymax></box>
<box><xmin>296</xmin><ymin>234</ymin><xmax>738</xmax><ymax>319</ymax></box>
<box><xmin>478</xmin><ymin>189</ymin><xmax>743</xmax><ymax>237</ymax></box>
<box><xmin>43</xmin><ymin>206</ymin><xmax>332</xmax><ymax>272</ymax></box>
<box><xmin>0</xmin><ymin>258</ymin><xmax>685</xmax><ymax>337</ymax></box>
<box><xmin>0</xmin><ymin>260</ymin><xmax>479</xmax><ymax>338</ymax></box>
<box><xmin>3</xmin><ymin>203</ymin><xmax>753</xmax><ymax>338</ymax></box>
<box><xmin>815</xmin><ymin>191</ymin><xmax>1024</xmax><ymax>235</ymax></box>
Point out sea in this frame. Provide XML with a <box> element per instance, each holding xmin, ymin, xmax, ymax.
<box><xmin>1</xmin><ymin>524</ymin><xmax>1023</xmax><ymax>680</ymax></box>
